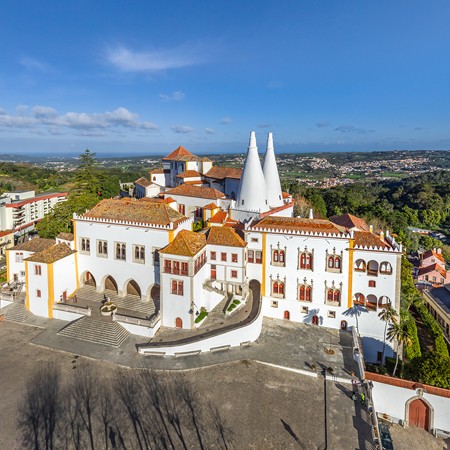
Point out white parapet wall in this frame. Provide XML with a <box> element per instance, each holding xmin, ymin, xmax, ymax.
<box><xmin>116</xmin><ymin>316</ymin><xmax>161</xmax><ymax>338</ymax></box>
<box><xmin>139</xmin><ymin>308</ymin><xmax>263</xmax><ymax>356</ymax></box>
<box><xmin>366</xmin><ymin>372</ymin><xmax>450</xmax><ymax>434</ymax></box>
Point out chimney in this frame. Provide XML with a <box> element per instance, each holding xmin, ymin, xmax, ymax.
<box><xmin>262</xmin><ymin>132</ymin><xmax>284</xmax><ymax>208</ymax></box>
<box><xmin>369</xmin><ymin>225</ymin><xmax>373</xmax><ymax>233</ymax></box>
<box><xmin>437</xmin><ymin>248</ymin><xmax>442</xmax><ymax>254</ymax></box>
<box><xmin>309</xmin><ymin>208</ymin><xmax>314</xmax><ymax>219</ymax></box>
<box><xmin>380</xmin><ymin>231</ymin><xmax>384</xmax><ymax>241</ymax></box>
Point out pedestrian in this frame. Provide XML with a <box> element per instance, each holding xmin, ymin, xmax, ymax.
<box><xmin>360</xmin><ymin>393</ymin><xmax>365</xmax><ymax>405</ymax></box>
<box><xmin>74</xmin><ymin>295</ymin><xmax>78</xmax><ymax>304</ymax></box>
<box><xmin>60</xmin><ymin>294</ymin><xmax>63</xmax><ymax>303</ymax></box>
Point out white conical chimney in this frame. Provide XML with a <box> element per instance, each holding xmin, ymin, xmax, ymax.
<box><xmin>263</xmin><ymin>132</ymin><xmax>284</xmax><ymax>208</ymax></box>
<box><xmin>236</xmin><ymin>131</ymin><xmax>268</xmax><ymax>212</ymax></box>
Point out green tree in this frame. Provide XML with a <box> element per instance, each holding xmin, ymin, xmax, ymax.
<box><xmin>387</xmin><ymin>321</ymin><xmax>412</xmax><ymax>377</ymax></box>
<box><xmin>378</xmin><ymin>306</ymin><xmax>398</xmax><ymax>364</ymax></box>
<box><xmin>412</xmin><ymin>352</ymin><xmax>450</xmax><ymax>389</ymax></box>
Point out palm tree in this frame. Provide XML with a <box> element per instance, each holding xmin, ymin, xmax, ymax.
<box><xmin>387</xmin><ymin>321</ymin><xmax>412</xmax><ymax>377</ymax></box>
<box><xmin>378</xmin><ymin>306</ymin><xmax>398</xmax><ymax>364</ymax></box>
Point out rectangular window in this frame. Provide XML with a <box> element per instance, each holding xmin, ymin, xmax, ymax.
<box><xmin>231</xmin><ymin>270</ymin><xmax>238</xmax><ymax>278</ymax></box>
<box><xmin>231</xmin><ymin>253</ymin><xmax>238</xmax><ymax>263</ymax></box>
<box><xmin>221</xmin><ymin>252</ymin><xmax>227</xmax><ymax>262</ymax></box>
<box><xmin>271</xmin><ymin>300</ymin><xmax>278</xmax><ymax>308</ymax></box>
<box><xmin>115</xmin><ymin>242</ymin><xmax>126</xmax><ymax>261</ymax></box>
<box><xmin>133</xmin><ymin>245</ymin><xmax>145</xmax><ymax>263</ymax></box>
<box><xmin>36</xmin><ymin>289</ymin><xmax>41</xmax><ymax>298</ymax></box>
<box><xmin>248</xmin><ymin>250</ymin><xmax>254</xmax><ymax>263</ymax></box>
<box><xmin>327</xmin><ymin>311</ymin><xmax>336</xmax><ymax>318</ymax></box>
<box><xmin>210</xmin><ymin>251</ymin><xmax>216</xmax><ymax>261</ymax></box>
<box><xmin>255</xmin><ymin>251</ymin><xmax>262</xmax><ymax>264</ymax></box>
<box><xmin>97</xmin><ymin>240</ymin><xmax>108</xmax><ymax>257</ymax></box>
<box><xmin>251</xmin><ymin>237</ymin><xmax>259</xmax><ymax>243</ymax></box>
<box><xmin>34</xmin><ymin>265</ymin><xmax>42</xmax><ymax>275</ymax></box>
<box><xmin>15</xmin><ymin>252</ymin><xmax>23</xmax><ymax>263</ymax></box>
<box><xmin>164</xmin><ymin>259</ymin><xmax>172</xmax><ymax>273</ymax></box>
<box><xmin>171</xmin><ymin>279</ymin><xmax>184</xmax><ymax>295</ymax></box>
<box><xmin>301</xmin><ymin>306</ymin><xmax>309</xmax><ymax>314</ymax></box>
<box><xmin>181</xmin><ymin>262</ymin><xmax>188</xmax><ymax>275</ymax></box>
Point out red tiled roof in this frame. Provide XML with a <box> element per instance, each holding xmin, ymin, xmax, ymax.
<box><xmin>5</xmin><ymin>192</ymin><xmax>67</xmax><ymax>208</ymax></box>
<box><xmin>134</xmin><ymin>177</ymin><xmax>152</xmax><ymax>187</ymax></box>
<box><xmin>282</xmin><ymin>192</ymin><xmax>291</xmax><ymax>199</ymax></box>
<box><xmin>56</xmin><ymin>232</ymin><xmax>74</xmax><ymax>241</ymax></box>
<box><xmin>207</xmin><ymin>226</ymin><xmax>247</xmax><ymax>247</ymax></box>
<box><xmin>159</xmin><ymin>230</ymin><xmax>206</xmax><ymax>256</ymax></box>
<box><xmin>353</xmin><ymin>231</ymin><xmax>391</xmax><ymax>250</ymax></box>
<box><xmin>162</xmin><ymin>146</ymin><xmax>212</xmax><ymax>162</ymax></box>
<box><xmin>10</xmin><ymin>238</ymin><xmax>55</xmax><ymax>252</ymax></box>
<box><xmin>329</xmin><ymin>213</ymin><xmax>370</xmax><ymax>231</ymax></box>
<box><xmin>82</xmin><ymin>199</ymin><xmax>186</xmax><ymax>226</ymax></box>
<box><xmin>25</xmin><ymin>243</ymin><xmax>76</xmax><ymax>264</ymax></box>
<box><xmin>150</xmin><ymin>168</ymin><xmax>168</xmax><ymax>175</ymax></box>
<box><xmin>0</xmin><ymin>229</ymin><xmax>13</xmax><ymax>238</ymax></box>
<box><xmin>421</xmin><ymin>249</ymin><xmax>445</xmax><ymax>263</ymax></box>
<box><xmin>203</xmin><ymin>203</ymin><xmax>218</xmax><ymax>210</ymax></box>
<box><xmin>209</xmin><ymin>211</ymin><xmax>228</xmax><ymax>224</ymax></box>
<box><xmin>418</xmin><ymin>263</ymin><xmax>447</xmax><ymax>278</ymax></box>
<box><xmin>166</xmin><ymin>185</ymin><xmax>225</xmax><ymax>200</ymax></box>
<box><xmin>252</xmin><ymin>217</ymin><xmax>346</xmax><ymax>235</ymax></box>
<box><xmin>139</xmin><ymin>197</ymin><xmax>175</xmax><ymax>204</ymax></box>
<box><xmin>176</xmin><ymin>170</ymin><xmax>201</xmax><ymax>178</ymax></box>
<box><xmin>205</xmin><ymin>166</ymin><xmax>242</xmax><ymax>180</ymax></box>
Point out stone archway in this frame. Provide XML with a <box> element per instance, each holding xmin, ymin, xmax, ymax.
<box><xmin>80</xmin><ymin>271</ymin><xmax>96</xmax><ymax>288</ymax></box>
<box><xmin>103</xmin><ymin>275</ymin><xmax>118</xmax><ymax>294</ymax></box>
<box><xmin>406</xmin><ymin>396</ymin><xmax>433</xmax><ymax>432</ymax></box>
<box><xmin>124</xmin><ymin>279</ymin><xmax>141</xmax><ymax>298</ymax></box>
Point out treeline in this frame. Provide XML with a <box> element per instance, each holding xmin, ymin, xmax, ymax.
<box><xmin>283</xmin><ymin>169</ymin><xmax>450</xmax><ymax>251</ymax></box>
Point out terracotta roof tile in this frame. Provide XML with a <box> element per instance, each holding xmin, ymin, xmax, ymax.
<box><xmin>418</xmin><ymin>263</ymin><xmax>447</xmax><ymax>278</ymax></box>
<box><xmin>134</xmin><ymin>177</ymin><xmax>152</xmax><ymax>187</ymax></box>
<box><xmin>57</xmin><ymin>232</ymin><xmax>74</xmax><ymax>241</ymax></box>
<box><xmin>205</xmin><ymin>166</ymin><xmax>242</xmax><ymax>180</ymax></box>
<box><xmin>10</xmin><ymin>238</ymin><xmax>55</xmax><ymax>253</ymax></box>
<box><xmin>252</xmin><ymin>217</ymin><xmax>345</xmax><ymax>235</ymax></box>
<box><xmin>329</xmin><ymin>213</ymin><xmax>370</xmax><ymax>231</ymax></box>
<box><xmin>82</xmin><ymin>199</ymin><xmax>186</xmax><ymax>226</ymax></box>
<box><xmin>176</xmin><ymin>170</ymin><xmax>201</xmax><ymax>178</ymax></box>
<box><xmin>203</xmin><ymin>203</ymin><xmax>218</xmax><ymax>210</ymax></box>
<box><xmin>282</xmin><ymin>192</ymin><xmax>291</xmax><ymax>199</ymax></box>
<box><xmin>150</xmin><ymin>168</ymin><xmax>167</xmax><ymax>174</ymax></box>
<box><xmin>25</xmin><ymin>243</ymin><xmax>76</xmax><ymax>264</ymax></box>
<box><xmin>0</xmin><ymin>229</ymin><xmax>13</xmax><ymax>238</ymax></box>
<box><xmin>421</xmin><ymin>249</ymin><xmax>445</xmax><ymax>263</ymax></box>
<box><xmin>162</xmin><ymin>146</ymin><xmax>212</xmax><ymax>162</ymax></box>
<box><xmin>207</xmin><ymin>226</ymin><xmax>247</xmax><ymax>247</ymax></box>
<box><xmin>166</xmin><ymin>185</ymin><xmax>225</xmax><ymax>200</ymax></box>
<box><xmin>159</xmin><ymin>230</ymin><xmax>206</xmax><ymax>256</ymax></box>
<box><xmin>139</xmin><ymin>197</ymin><xmax>175</xmax><ymax>204</ymax></box>
<box><xmin>209</xmin><ymin>211</ymin><xmax>228</xmax><ymax>224</ymax></box>
<box><xmin>353</xmin><ymin>231</ymin><xmax>391</xmax><ymax>249</ymax></box>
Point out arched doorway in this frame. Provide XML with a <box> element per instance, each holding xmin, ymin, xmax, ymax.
<box><xmin>125</xmin><ymin>279</ymin><xmax>141</xmax><ymax>297</ymax></box>
<box><xmin>175</xmin><ymin>317</ymin><xmax>183</xmax><ymax>329</ymax></box>
<box><xmin>104</xmin><ymin>276</ymin><xmax>118</xmax><ymax>294</ymax></box>
<box><xmin>284</xmin><ymin>310</ymin><xmax>290</xmax><ymax>320</ymax></box>
<box><xmin>340</xmin><ymin>320</ymin><xmax>348</xmax><ymax>330</ymax></box>
<box><xmin>312</xmin><ymin>315</ymin><xmax>319</xmax><ymax>325</ymax></box>
<box><xmin>408</xmin><ymin>398</ymin><xmax>430</xmax><ymax>431</ymax></box>
<box><xmin>82</xmin><ymin>271</ymin><xmax>96</xmax><ymax>288</ymax></box>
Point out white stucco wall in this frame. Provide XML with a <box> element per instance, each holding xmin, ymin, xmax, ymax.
<box><xmin>27</xmin><ymin>262</ymin><xmax>50</xmax><ymax>317</ymax></box>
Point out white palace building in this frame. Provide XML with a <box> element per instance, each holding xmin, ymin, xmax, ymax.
<box><xmin>5</xmin><ymin>132</ymin><xmax>402</xmax><ymax>362</ymax></box>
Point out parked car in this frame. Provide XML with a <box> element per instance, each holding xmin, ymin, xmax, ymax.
<box><xmin>379</xmin><ymin>422</ymin><xmax>394</xmax><ymax>450</ymax></box>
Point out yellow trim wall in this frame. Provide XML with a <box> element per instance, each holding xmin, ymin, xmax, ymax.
<box><xmin>262</xmin><ymin>232</ymin><xmax>267</xmax><ymax>297</ymax></box>
<box><xmin>25</xmin><ymin>260</ymin><xmax>30</xmax><ymax>310</ymax></box>
<box><xmin>168</xmin><ymin>229</ymin><xmax>175</xmax><ymax>243</ymax></box>
<box><xmin>47</xmin><ymin>263</ymin><xmax>54</xmax><ymax>319</ymax></box>
<box><xmin>6</xmin><ymin>250</ymin><xmax>10</xmax><ymax>283</ymax></box>
<box><xmin>72</xmin><ymin>220</ymin><xmax>80</xmax><ymax>289</ymax></box>
<box><xmin>347</xmin><ymin>239</ymin><xmax>354</xmax><ymax>308</ymax></box>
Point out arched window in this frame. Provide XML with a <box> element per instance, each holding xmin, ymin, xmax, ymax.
<box><xmin>333</xmin><ymin>290</ymin><xmax>340</xmax><ymax>303</ymax></box>
<box><xmin>354</xmin><ymin>259</ymin><xmax>366</xmax><ymax>272</ymax></box>
<box><xmin>367</xmin><ymin>260</ymin><xmax>379</xmax><ymax>276</ymax></box>
<box><xmin>272</xmin><ymin>281</ymin><xmax>285</xmax><ymax>297</ymax></box>
<box><xmin>272</xmin><ymin>248</ymin><xmax>286</xmax><ymax>266</ymax></box>
<box><xmin>300</xmin><ymin>252</ymin><xmax>313</xmax><ymax>270</ymax></box>
<box><xmin>328</xmin><ymin>257</ymin><xmax>335</xmax><ymax>269</ymax></box>
<box><xmin>299</xmin><ymin>285</ymin><xmax>312</xmax><ymax>302</ymax></box>
<box><xmin>334</xmin><ymin>256</ymin><xmax>341</xmax><ymax>269</ymax></box>
<box><xmin>273</xmin><ymin>251</ymin><xmax>279</xmax><ymax>263</ymax></box>
<box><xmin>279</xmin><ymin>250</ymin><xmax>285</xmax><ymax>263</ymax></box>
<box><xmin>379</xmin><ymin>261</ymin><xmax>393</xmax><ymax>275</ymax></box>
<box><xmin>327</xmin><ymin>289</ymin><xmax>334</xmax><ymax>302</ymax></box>
<box><xmin>327</xmin><ymin>289</ymin><xmax>341</xmax><ymax>305</ymax></box>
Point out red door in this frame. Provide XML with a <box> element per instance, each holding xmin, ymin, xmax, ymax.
<box><xmin>175</xmin><ymin>317</ymin><xmax>183</xmax><ymax>329</ymax></box>
<box><xmin>284</xmin><ymin>310</ymin><xmax>290</xmax><ymax>320</ymax></box>
<box><xmin>312</xmin><ymin>315</ymin><xmax>319</xmax><ymax>325</ymax></box>
<box><xmin>409</xmin><ymin>399</ymin><xmax>429</xmax><ymax>430</ymax></box>
<box><xmin>211</xmin><ymin>264</ymin><xmax>216</xmax><ymax>280</ymax></box>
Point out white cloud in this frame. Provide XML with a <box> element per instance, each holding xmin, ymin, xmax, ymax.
<box><xmin>171</xmin><ymin>125</ymin><xmax>194</xmax><ymax>134</ymax></box>
<box><xmin>220</xmin><ymin>116</ymin><xmax>232</xmax><ymax>125</ymax></box>
<box><xmin>159</xmin><ymin>90</ymin><xmax>185</xmax><ymax>102</ymax></box>
<box><xmin>0</xmin><ymin>105</ymin><xmax>159</xmax><ymax>135</ymax></box>
<box><xmin>18</xmin><ymin>56</ymin><xmax>49</xmax><ymax>72</ymax></box>
<box><xmin>105</xmin><ymin>44</ymin><xmax>206</xmax><ymax>73</ymax></box>
<box><xmin>205</xmin><ymin>128</ymin><xmax>215</xmax><ymax>135</ymax></box>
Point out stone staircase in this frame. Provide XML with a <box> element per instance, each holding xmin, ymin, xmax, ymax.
<box><xmin>57</xmin><ymin>316</ymin><xmax>130</xmax><ymax>347</ymax></box>
<box><xmin>0</xmin><ymin>302</ymin><xmax>33</xmax><ymax>323</ymax></box>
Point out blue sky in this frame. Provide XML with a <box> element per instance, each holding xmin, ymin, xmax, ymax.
<box><xmin>1</xmin><ymin>0</ymin><xmax>450</xmax><ymax>155</ymax></box>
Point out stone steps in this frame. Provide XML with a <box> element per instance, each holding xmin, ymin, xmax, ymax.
<box><xmin>57</xmin><ymin>316</ymin><xmax>130</xmax><ymax>347</ymax></box>
<box><xmin>0</xmin><ymin>302</ymin><xmax>33</xmax><ymax>323</ymax></box>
